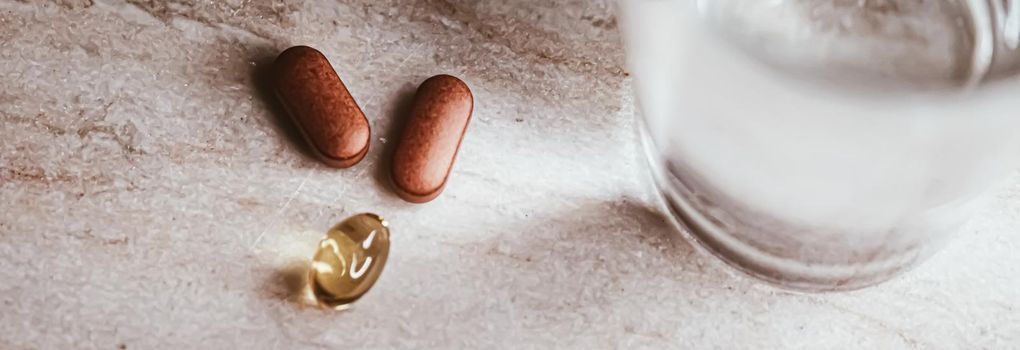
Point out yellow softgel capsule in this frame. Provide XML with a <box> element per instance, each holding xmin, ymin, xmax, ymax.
<box><xmin>309</xmin><ymin>213</ymin><xmax>391</xmax><ymax>309</ymax></box>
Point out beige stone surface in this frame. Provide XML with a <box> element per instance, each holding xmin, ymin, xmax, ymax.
<box><xmin>0</xmin><ymin>1</ymin><xmax>1018</xmax><ymax>349</ymax></box>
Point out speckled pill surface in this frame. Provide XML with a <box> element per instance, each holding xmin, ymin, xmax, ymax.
<box><xmin>390</xmin><ymin>75</ymin><xmax>474</xmax><ymax>203</ymax></box>
<box><xmin>274</xmin><ymin>46</ymin><xmax>370</xmax><ymax>168</ymax></box>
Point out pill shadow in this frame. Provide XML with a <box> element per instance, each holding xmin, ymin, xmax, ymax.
<box><xmin>249</xmin><ymin>47</ymin><xmax>320</xmax><ymax>163</ymax></box>
<box><xmin>261</xmin><ymin>259</ymin><xmax>317</xmax><ymax>306</ymax></box>
<box><xmin>371</xmin><ymin>82</ymin><xmax>419</xmax><ymax>200</ymax></box>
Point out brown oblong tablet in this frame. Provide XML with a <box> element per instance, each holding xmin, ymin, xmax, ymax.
<box><xmin>391</xmin><ymin>75</ymin><xmax>474</xmax><ymax>203</ymax></box>
<box><xmin>273</xmin><ymin>46</ymin><xmax>370</xmax><ymax>168</ymax></box>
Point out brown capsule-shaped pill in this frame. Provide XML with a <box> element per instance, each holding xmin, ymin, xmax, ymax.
<box><xmin>391</xmin><ymin>75</ymin><xmax>474</xmax><ymax>203</ymax></box>
<box><xmin>274</xmin><ymin>46</ymin><xmax>370</xmax><ymax>168</ymax></box>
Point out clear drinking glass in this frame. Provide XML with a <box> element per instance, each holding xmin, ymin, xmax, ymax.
<box><xmin>619</xmin><ymin>0</ymin><xmax>1020</xmax><ymax>291</ymax></box>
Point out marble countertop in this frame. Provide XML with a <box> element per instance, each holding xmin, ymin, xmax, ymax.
<box><xmin>2</xmin><ymin>1</ymin><xmax>1018</xmax><ymax>349</ymax></box>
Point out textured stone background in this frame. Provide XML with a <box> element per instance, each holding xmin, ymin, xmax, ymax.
<box><xmin>1</xmin><ymin>1</ymin><xmax>1018</xmax><ymax>349</ymax></box>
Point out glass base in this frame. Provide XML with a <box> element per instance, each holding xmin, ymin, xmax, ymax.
<box><xmin>637</xmin><ymin>123</ymin><xmax>936</xmax><ymax>292</ymax></box>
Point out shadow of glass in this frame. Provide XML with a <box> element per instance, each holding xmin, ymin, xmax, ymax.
<box><xmin>372</xmin><ymin>197</ymin><xmax>763</xmax><ymax>325</ymax></box>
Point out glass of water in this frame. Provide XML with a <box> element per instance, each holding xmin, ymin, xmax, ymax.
<box><xmin>620</xmin><ymin>0</ymin><xmax>1020</xmax><ymax>291</ymax></box>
